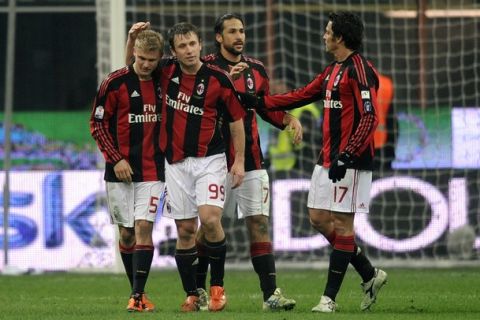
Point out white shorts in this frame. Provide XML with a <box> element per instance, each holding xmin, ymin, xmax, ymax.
<box><xmin>106</xmin><ymin>181</ymin><xmax>165</xmax><ymax>228</ymax></box>
<box><xmin>163</xmin><ymin>153</ymin><xmax>227</xmax><ymax>220</ymax></box>
<box><xmin>224</xmin><ymin>169</ymin><xmax>270</xmax><ymax>219</ymax></box>
<box><xmin>307</xmin><ymin>165</ymin><xmax>372</xmax><ymax>213</ymax></box>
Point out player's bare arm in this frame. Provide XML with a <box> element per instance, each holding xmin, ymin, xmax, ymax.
<box><xmin>125</xmin><ymin>22</ymin><xmax>151</xmax><ymax>65</ymax></box>
<box><xmin>228</xmin><ymin>118</ymin><xmax>245</xmax><ymax>188</ymax></box>
<box><xmin>113</xmin><ymin>159</ymin><xmax>134</xmax><ymax>183</ymax></box>
<box><xmin>282</xmin><ymin>113</ymin><xmax>303</xmax><ymax>145</ymax></box>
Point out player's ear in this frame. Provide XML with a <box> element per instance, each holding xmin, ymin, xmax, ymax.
<box><xmin>336</xmin><ymin>35</ymin><xmax>343</xmax><ymax>45</ymax></box>
<box><xmin>215</xmin><ymin>33</ymin><xmax>223</xmax><ymax>45</ymax></box>
<box><xmin>170</xmin><ymin>47</ymin><xmax>177</xmax><ymax>57</ymax></box>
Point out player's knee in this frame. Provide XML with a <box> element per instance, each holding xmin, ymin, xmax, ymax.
<box><xmin>176</xmin><ymin>229</ymin><xmax>196</xmax><ymax>245</ymax></box>
<box><xmin>119</xmin><ymin>227</ymin><xmax>135</xmax><ymax>245</ymax></box>
<box><xmin>332</xmin><ymin>213</ymin><xmax>354</xmax><ymax>236</ymax></box>
<box><xmin>135</xmin><ymin>219</ymin><xmax>153</xmax><ymax>231</ymax></box>
<box><xmin>133</xmin><ymin>220</ymin><xmax>154</xmax><ymax>245</ymax></box>
<box><xmin>309</xmin><ymin>217</ymin><xmax>323</xmax><ymax>232</ymax></box>
<box><xmin>175</xmin><ymin>220</ymin><xmax>197</xmax><ymax>243</ymax></box>
<box><xmin>246</xmin><ymin>216</ymin><xmax>270</xmax><ymax>242</ymax></box>
<box><xmin>199</xmin><ymin>215</ymin><xmax>221</xmax><ymax>232</ymax></box>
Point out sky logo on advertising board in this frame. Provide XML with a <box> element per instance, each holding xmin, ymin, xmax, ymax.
<box><xmin>0</xmin><ymin>192</ymin><xmax>37</xmax><ymax>248</ymax></box>
<box><xmin>0</xmin><ymin>172</ymin><xmax>106</xmax><ymax>249</ymax></box>
<box><xmin>0</xmin><ymin>171</ymin><xmax>178</xmax><ymax>270</ymax></box>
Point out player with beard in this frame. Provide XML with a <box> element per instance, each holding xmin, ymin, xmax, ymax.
<box><xmin>197</xmin><ymin>13</ymin><xmax>301</xmax><ymax>311</ymax></box>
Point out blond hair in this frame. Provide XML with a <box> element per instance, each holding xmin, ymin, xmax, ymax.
<box><xmin>134</xmin><ymin>30</ymin><xmax>164</xmax><ymax>53</ymax></box>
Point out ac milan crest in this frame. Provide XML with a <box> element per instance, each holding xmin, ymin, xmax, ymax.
<box><xmin>196</xmin><ymin>83</ymin><xmax>205</xmax><ymax>95</ymax></box>
<box><xmin>247</xmin><ymin>77</ymin><xmax>254</xmax><ymax>90</ymax></box>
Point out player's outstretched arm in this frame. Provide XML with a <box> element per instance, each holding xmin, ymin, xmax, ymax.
<box><xmin>125</xmin><ymin>21</ymin><xmax>151</xmax><ymax>65</ymax></box>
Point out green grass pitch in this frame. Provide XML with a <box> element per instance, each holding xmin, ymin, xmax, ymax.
<box><xmin>2</xmin><ymin>268</ymin><xmax>479</xmax><ymax>319</ymax></box>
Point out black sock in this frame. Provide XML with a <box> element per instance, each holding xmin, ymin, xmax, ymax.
<box><xmin>325</xmin><ymin>232</ymin><xmax>374</xmax><ymax>283</ymax></box>
<box><xmin>119</xmin><ymin>242</ymin><xmax>135</xmax><ymax>290</ymax></box>
<box><xmin>175</xmin><ymin>246</ymin><xmax>198</xmax><ymax>296</ymax></box>
<box><xmin>196</xmin><ymin>241</ymin><xmax>209</xmax><ymax>290</ymax></box>
<box><xmin>132</xmin><ymin>245</ymin><xmax>154</xmax><ymax>294</ymax></box>
<box><xmin>324</xmin><ymin>235</ymin><xmax>355</xmax><ymax>301</ymax></box>
<box><xmin>350</xmin><ymin>245</ymin><xmax>375</xmax><ymax>283</ymax></box>
<box><xmin>205</xmin><ymin>237</ymin><xmax>226</xmax><ymax>287</ymax></box>
<box><xmin>251</xmin><ymin>242</ymin><xmax>276</xmax><ymax>301</ymax></box>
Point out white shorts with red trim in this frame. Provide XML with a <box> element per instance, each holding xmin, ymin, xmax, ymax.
<box><xmin>307</xmin><ymin>165</ymin><xmax>372</xmax><ymax>213</ymax></box>
<box><xmin>163</xmin><ymin>153</ymin><xmax>227</xmax><ymax>220</ymax></box>
<box><xmin>224</xmin><ymin>169</ymin><xmax>270</xmax><ymax>219</ymax></box>
<box><xmin>106</xmin><ymin>181</ymin><xmax>165</xmax><ymax>228</ymax></box>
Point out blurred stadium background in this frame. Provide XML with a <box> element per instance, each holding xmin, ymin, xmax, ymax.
<box><xmin>1</xmin><ymin>0</ymin><xmax>480</xmax><ymax>274</ymax></box>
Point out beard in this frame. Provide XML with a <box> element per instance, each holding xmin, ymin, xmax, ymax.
<box><xmin>224</xmin><ymin>43</ymin><xmax>243</xmax><ymax>56</ymax></box>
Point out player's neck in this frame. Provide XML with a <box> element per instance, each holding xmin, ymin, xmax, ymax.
<box><xmin>220</xmin><ymin>47</ymin><xmax>241</xmax><ymax>63</ymax></box>
<box><xmin>334</xmin><ymin>47</ymin><xmax>354</xmax><ymax>63</ymax></box>
<box><xmin>180</xmin><ymin>61</ymin><xmax>203</xmax><ymax>75</ymax></box>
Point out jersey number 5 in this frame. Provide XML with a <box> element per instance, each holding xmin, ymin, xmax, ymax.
<box><xmin>149</xmin><ymin>196</ymin><xmax>159</xmax><ymax>213</ymax></box>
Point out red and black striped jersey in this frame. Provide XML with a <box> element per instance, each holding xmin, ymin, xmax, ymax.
<box><xmin>90</xmin><ymin>65</ymin><xmax>164</xmax><ymax>182</ymax></box>
<box><xmin>263</xmin><ymin>52</ymin><xmax>379</xmax><ymax>170</ymax></box>
<box><xmin>203</xmin><ymin>53</ymin><xmax>287</xmax><ymax>171</ymax></box>
<box><xmin>156</xmin><ymin>58</ymin><xmax>246</xmax><ymax>164</ymax></box>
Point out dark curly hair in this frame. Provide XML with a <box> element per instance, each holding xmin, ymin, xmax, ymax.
<box><xmin>328</xmin><ymin>12</ymin><xmax>364</xmax><ymax>51</ymax></box>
